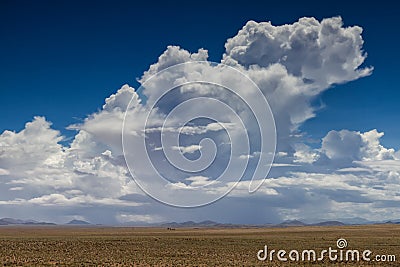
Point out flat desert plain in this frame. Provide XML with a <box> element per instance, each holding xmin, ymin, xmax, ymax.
<box><xmin>0</xmin><ymin>224</ymin><xmax>399</xmax><ymax>266</ymax></box>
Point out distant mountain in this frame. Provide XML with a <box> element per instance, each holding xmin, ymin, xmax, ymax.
<box><xmin>312</xmin><ymin>221</ymin><xmax>345</xmax><ymax>226</ymax></box>
<box><xmin>162</xmin><ymin>221</ymin><xmax>212</xmax><ymax>228</ymax></box>
<box><xmin>336</xmin><ymin>217</ymin><xmax>375</xmax><ymax>225</ymax></box>
<box><xmin>384</xmin><ymin>220</ymin><xmax>400</xmax><ymax>224</ymax></box>
<box><xmin>0</xmin><ymin>218</ymin><xmax>24</xmax><ymax>225</ymax></box>
<box><xmin>66</xmin><ymin>219</ymin><xmax>91</xmax><ymax>225</ymax></box>
<box><xmin>2</xmin><ymin>217</ymin><xmax>397</xmax><ymax>227</ymax></box>
<box><xmin>161</xmin><ymin>220</ymin><xmax>240</xmax><ymax>228</ymax></box>
<box><xmin>199</xmin><ymin>220</ymin><xmax>222</xmax><ymax>226</ymax></box>
<box><xmin>278</xmin><ymin>220</ymin><xmax>306</xmax><ymax>227</ymax></box>
<box><xmin>278</xmin><ymin>220</ymin><xmax>346</xmax><ymax>227</ymax></box>
<box><xmin>160</xmin><ymin>219</ymin><xmax>349</xmax><ymax>228</ymax></box>
<box><xmin>0</xmin><ymin>218</ymin><xmax>55</xmax><ymax>225</ymax></box>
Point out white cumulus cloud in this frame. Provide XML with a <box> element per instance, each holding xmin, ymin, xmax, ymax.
<box><xmin>1</xmin><ymin>17</ymin><xmax>397</xmax><ymax>224</ymax></box>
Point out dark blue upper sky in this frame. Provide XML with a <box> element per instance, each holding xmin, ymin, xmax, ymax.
<box><xmin>1</xmin><ymin>0</ymin><xmax>399</xmax><ymax>148</ymax></box>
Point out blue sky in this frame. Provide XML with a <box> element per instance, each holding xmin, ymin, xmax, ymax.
<box><xmin>1</xmin><ymin>0</ymin><xmax>400</xmax><ymax>224</ymax></box>
<box><xmin>1</xmin><ymin>0</ymin><xmax>399</xmax><ymax>148</ymax></box>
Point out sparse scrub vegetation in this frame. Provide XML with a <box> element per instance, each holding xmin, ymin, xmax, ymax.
<box><xmin>0</xmin><ymin>225</ymin><xmax>399</xmax><ymax>266</ymax></box>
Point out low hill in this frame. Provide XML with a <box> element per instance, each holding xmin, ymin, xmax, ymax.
<box><xmin>0</xmin><ymin>218</ymin><xmax>55</xmax><ymax>225</ymax></box>
<box><xmin>66</xmin><ymin>219</ymin><xmax>91</xmax><ymax>225</ymax></box>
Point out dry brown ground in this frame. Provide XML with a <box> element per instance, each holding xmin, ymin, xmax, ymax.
<box><xmin>0</xmin><ymin>224</ymin><xmax>399</xmax><ymax>266</ymax></box>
